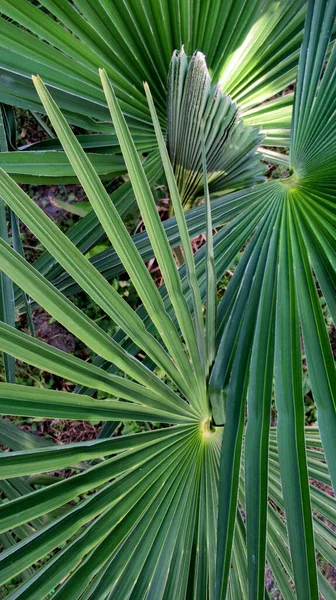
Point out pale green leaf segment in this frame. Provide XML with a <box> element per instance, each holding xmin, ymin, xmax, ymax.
<box><xmin>143</xmin><ymin>79</ymin><xmax>207</xmax><ymax>385</ymax></box>
<box><xmin>100</xmin><ymin>70</ymin><xmax>206</xmax><ymax>412</ymax></box>
<box><xmin>0</xmin><ymin>1</ymin><xmax>335</xmax><ymax>597</ymax></box>
<box><xmin>0</xmin><ymin>150</ymin><xmax>126</xmax><ymax>184</ymax></box>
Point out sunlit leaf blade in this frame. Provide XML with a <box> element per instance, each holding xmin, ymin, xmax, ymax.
<box><xmin>244</xmin><ymin>94</ymin><xmax>293</xmax><ymax>147</ymax></box>
<box><xmin>217</xmin><ymin>1</ymin><xmax>306</xmax><ymax>106</ymax></box>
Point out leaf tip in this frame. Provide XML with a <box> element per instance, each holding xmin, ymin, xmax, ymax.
<box><xmin>99</xmin><ymin>68</ymin><xmax>108</xmax><ymax>87</ymax></box>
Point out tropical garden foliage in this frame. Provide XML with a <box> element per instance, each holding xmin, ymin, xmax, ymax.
<box><xmin>0</xmin><ymin>0</ymin><xmax>335</xmax><ymax>598</ymax></box>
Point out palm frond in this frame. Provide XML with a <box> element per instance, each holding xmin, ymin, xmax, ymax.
<box><xmin>0</xmin><ymin>1</ymin><xmax>334</xmax><ymax>598</ymax></box>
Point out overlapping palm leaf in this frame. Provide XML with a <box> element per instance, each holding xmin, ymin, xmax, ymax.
<box><xmin>212</xmin><ymin>1</ymin><xmax>336</xmax><ymax>597</ymax></box>
<box><xmin>0</xmin><ymin>1</ymin><xmax>305</xmax><ymax>138</ymax></box>
<box><xmin>0</xmin><ymin>0</ymin><xmax>324</xmax><ymax>187</ymax></box>
<box><xmin>0</xmin><ymin>0</ymin><xmax>335</xmax><ymax>598</ymax></box>
<box><xmin>0</xmin><ymin>0</ymin><xmax>327</xmax><ymax>296</ymax></box>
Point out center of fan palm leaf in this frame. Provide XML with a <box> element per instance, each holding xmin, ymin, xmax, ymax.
<box><xmin>279</xmin><ymin>170</ymin><xmax>298</xmax><ymax>188</ymax></box>
<box><xmin>201</xmin><ymin>418</ymin><xmax>217</xmax><ymax>437</ymax></box>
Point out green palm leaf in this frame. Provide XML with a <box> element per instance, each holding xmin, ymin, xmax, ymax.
<box><xmin>214</xmin><ymin>1</ymin><xmax>336</xmax><ymax>598</ymax></box>
<box><xmin>0</xmin><ymin>0</ymin><xmax>306</xmax><ymax>137</ymax></box>
<box><xmin>0</xmin><ymin>0</ymin><xmax>320</xmax><ymax>189</ymax></box>
<box><xmin>0</xmin><ymin>1</ymin><xmax>334</xmax><ymax>598</ymax></box>
<box><xmin>0</xmin><ymin>104</ymin><xmax>15</xmax><ymax>382</ymax></box>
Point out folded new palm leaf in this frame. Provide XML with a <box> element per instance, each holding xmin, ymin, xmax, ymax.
<box><xmin>167</xmin><ymin>48</ymin><xmax>265</xmax><ymax>207</ymax></box>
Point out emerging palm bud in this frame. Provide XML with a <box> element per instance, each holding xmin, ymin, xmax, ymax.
<box><xmin>167</xmin><ymin>48</ymin><xmax>265</xmax><ymax>207</ymax></box>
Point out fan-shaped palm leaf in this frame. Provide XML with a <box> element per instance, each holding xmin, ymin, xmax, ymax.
<box><xmin>0</xmin><ymin>0</ymin><xmax>319</xmax><ymax>187</ymax></box>
<box><xmin>0</xmin><ymin>1</ymin><xmax>334</xmax><ymax>599</ymax></box>
<box><xmin>0</xmin><ymin>0</ymin><xmax>326</xmax><ymax>302</ymax></box>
